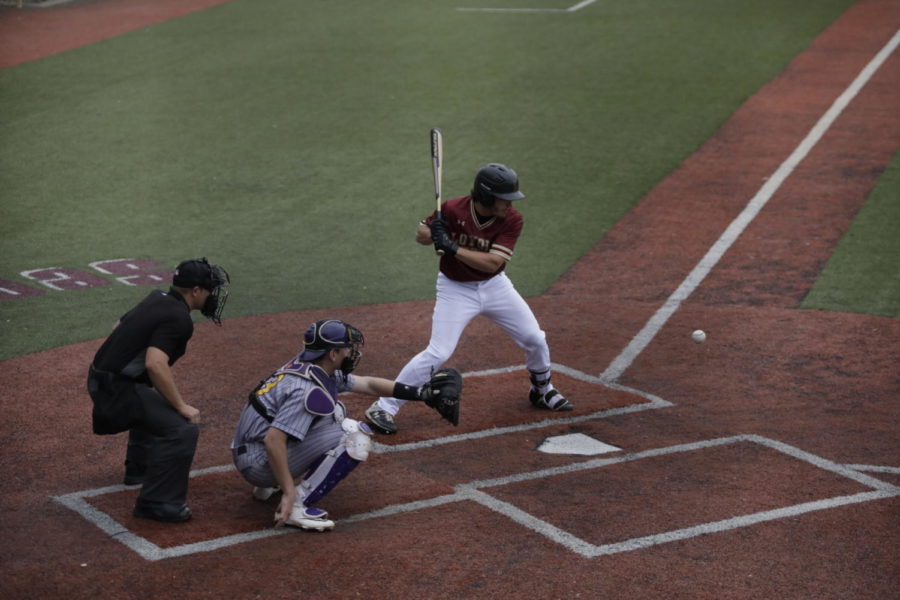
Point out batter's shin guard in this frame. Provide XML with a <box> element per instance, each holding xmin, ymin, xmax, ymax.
<box><xmin>529</xmin><ymin>369</ymin><xmax>551</xmax><ymax>389</ymax></box>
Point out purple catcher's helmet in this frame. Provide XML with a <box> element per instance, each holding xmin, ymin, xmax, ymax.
<box><xmin>298</xmin><ymin>319</ymin><xmax>364</xmax><ymax>373</ymax></box>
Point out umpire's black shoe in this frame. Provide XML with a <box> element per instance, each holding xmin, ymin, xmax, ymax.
<box><xmin>133</xmin><ymin>500</ymin><xmax>192</xmax><ymax>523</ymax></box>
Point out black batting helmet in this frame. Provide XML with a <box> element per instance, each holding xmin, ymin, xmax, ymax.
<box><xmin>472</xmin><ymin>163</ymin><xmax>525</xmax><ymax>207</ymax></box>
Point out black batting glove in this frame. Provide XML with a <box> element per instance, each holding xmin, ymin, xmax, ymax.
<box><xmin>433</xmin><ymin>232</ymin><xmax>459</xmax><ymax>256</ymax></box>
<box><xmin>429</xmin><ymin>217</ymin><xmax>447</xmax><ymax>238</ymax></box>
<box><xmin>429</xmin><ymin>218</ymin><xmax>447</xmax><ymax>243</ymax></box>
<box><xmin>430</xmin><ymin>224</ymin><xmax>444</xmax><ymax>244</ymax></box>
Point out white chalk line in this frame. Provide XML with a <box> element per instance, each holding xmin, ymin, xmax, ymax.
<box><xmin>53</xmin><ymin>434</ymin><xmax>900</xmax><ymax>561</ymax></box>
<box><xmin>456</xmin><ymin>434</ymin><xmax>900</xmax><ymax>558</ymax></box>
<box><xmin>52</xmin><ymin>361</ymin><xmax>670</xmax><ymax>561</ymax></box>
<box><xmin>457</xmin><ymin>0</ymin><xmax>598</xmax><ymax>13</ymax></box>
<box><xmin>375</xmin><ymin>362</ymin><xmax>672</xmax><ymax>454</ymax></box>
<box><xmin>845</xmin><ymin>464</ymin><xmax>900</xmax><ymax>475</ymax></box>
<box><xmin>584</xmin><ymin>490</ymin><xmax>894</xmax><ymax>557</ymax></box>
<box><xmin>600</xmin><ymin>28</ymin><xmax>900</xmax><ymax>383</ymax></box>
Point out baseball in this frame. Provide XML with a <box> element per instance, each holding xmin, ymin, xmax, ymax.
<box><xmin>692</xmin><ymin>329</ymin><xmax>706</xmax><ymax>343</ymax></box>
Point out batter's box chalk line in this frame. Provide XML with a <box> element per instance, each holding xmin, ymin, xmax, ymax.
<box><xmin>53</xmin><ymin>434</ymin><xmax>900</xmax><ymax>562</ymax></box>
<box><xmin>374</xmin><ymin>362</ymin><xmax>673</xmax><ymax>454</ymax></box>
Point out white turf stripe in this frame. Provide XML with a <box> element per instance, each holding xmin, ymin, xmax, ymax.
<box><xmin>456</xmin><ymin>0</ymin><xmax>598</xmax><ymax>12</ymax></box>
<box><xmin>600</xmin><ymin>28</ymin><xmax>900</xmax><ymax>383</ymax></box>
<box><xmin>567</xmin><ymin>0</ymin><xmax>600</xmax><ymax>11</ymax></box>
<box><xmin>456</xmin><ymin>7</ymin><xmax>565</xmax><ymax>13</ymax></box>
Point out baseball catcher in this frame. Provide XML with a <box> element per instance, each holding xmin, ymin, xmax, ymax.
<box><xmin>231</xmin><ymin>319</ymin><xmax>463</xmax><ymax>531</ymax></box>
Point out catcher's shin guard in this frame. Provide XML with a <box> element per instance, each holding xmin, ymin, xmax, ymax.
<box><xmin>296</xmin><ymin>420</ymin><xmax>372</xmax><ymax>507</ymax></box>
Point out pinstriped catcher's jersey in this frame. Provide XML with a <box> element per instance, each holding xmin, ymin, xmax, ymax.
<box><xmin>425</xmin><ymin>195</ymin><xmax>523</xmax><ymax>282</ymax></box>
<box><xmin>231</xmin><ymin>360</ymin><xmax>354</xmax><ymax>449</ymax></box>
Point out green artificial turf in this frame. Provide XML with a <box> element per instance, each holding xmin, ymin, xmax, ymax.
<box><xmin>802</xmin><ymin>152</ymin><xmax>900</xmax><ymax>318</ymax></box>
<box><xmin>0</xmin><ymin>0</ymin><xmax>865</xmax><ymax>359</ymax></box>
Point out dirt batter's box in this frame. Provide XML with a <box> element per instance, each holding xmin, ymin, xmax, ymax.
<box><xmin>52</xmin><ymin>363</ymin><xmax>662</xmax><ymax>559</ymax></box>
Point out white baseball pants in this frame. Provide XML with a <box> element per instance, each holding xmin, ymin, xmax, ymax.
<box><xmin>377</xmin><ymin>272</ymin><xmax>550</xmax><ymax>415</ymax></box>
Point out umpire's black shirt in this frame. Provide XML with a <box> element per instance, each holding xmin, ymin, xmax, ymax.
<box><xmin>92</xmin><ymin>289</ymin><xmax>194</xmax><ymax>384</ymax></box>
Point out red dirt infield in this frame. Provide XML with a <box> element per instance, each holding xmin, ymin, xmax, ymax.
<box><xmin>1</xmin><ymin>1</ymin><xmax>898</xmax><ymax>599</ymax></box>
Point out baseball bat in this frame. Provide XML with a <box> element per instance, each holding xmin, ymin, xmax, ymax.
<box><xmin>430</xmin><ymin>128</ymin><xmax>444</xmax><ymax>255</ymax></box>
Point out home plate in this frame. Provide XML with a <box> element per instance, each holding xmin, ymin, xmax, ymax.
<box><xmin>538</xmin><ymin>433</ymin><xmax>621</xmax><ymax>456</ymax></box>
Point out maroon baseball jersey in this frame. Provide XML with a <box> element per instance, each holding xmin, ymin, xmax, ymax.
<box><xmin>424</xmin><ymin>195</ymin><xmax>523</xmax><ymax>282</ymax></box>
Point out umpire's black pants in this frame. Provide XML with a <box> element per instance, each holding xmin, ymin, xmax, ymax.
<box><xmin>88</xmin><ymin>368</ymin><xmax>199</xmax><ymax>506</ymax></box>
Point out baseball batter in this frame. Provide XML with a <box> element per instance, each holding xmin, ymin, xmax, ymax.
<box><xmin>366</xmin><ymin>163</ymin><xmax>571</xmax><ymax>435</ymax></box>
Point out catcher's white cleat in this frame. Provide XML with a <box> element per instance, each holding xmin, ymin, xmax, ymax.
<box><xmin>286</xmin><ymin>506</ymin><xmax>335</xmax><ymax>531</ymax></box>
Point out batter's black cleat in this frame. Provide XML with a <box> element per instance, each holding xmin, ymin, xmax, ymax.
<box><xmin>365</xmin><ymin>402</ymin><xmax>397</xmax><ymax>435</ymax></box>
<box><xmin>529</xmin><ymin>387</ymin><xmax>573</xmax><ymax>411</ymax></box>
<box><xmin>133</xmin><ymin>500</ymin><xmax>193</xmax><ymax>523</ymax></box>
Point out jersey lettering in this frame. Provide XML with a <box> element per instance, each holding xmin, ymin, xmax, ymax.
<box><xmin>455</xmin><ymin>233</ymin><xmax>491</xmax><ymax>252</ymax></box>
<box><xmin>255</xmin><ymin>374</ymin><xmax>286</xmax><ymax>396</ymax></box>
<box><xmin>427</xmin><ymin>196</ymin><xmax>523</xmax><ymax>282</ymax></box>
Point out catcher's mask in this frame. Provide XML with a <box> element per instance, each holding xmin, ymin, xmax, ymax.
<box><xmin>298</xmin><ymin>319</ymin><xmax>364</xmax><ymax>373</ymax></box>
<box><xmin>471</xmin><ymin>163</ymin><xmax>525</xmax><ymax>208</ymax></box>
<box><xmin>173</xmin><ymin>257</ymin><xmax>230</xmax><ymax>326</ymax></box>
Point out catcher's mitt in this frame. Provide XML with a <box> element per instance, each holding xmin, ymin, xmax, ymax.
<box><xmin>419</xmin><ymin>368</ymin><xmax>462</xmax><ymax>426</ymax></box>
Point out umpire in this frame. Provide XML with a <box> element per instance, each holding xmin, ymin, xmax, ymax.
<box><xmin>87</xmin><ymin>257</ymin><xmax>229</xmax><ymax>523</ymax></box>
